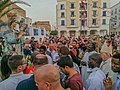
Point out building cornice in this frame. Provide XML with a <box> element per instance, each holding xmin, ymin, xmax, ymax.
<box><xmin>110</xmin><ymin>1</ymin><xmax>120</xmax><ymax>8</ymax></box>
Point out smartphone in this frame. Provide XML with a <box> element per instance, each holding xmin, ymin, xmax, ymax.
<box><xmin>106</xmin><ymin>72</ymin><xmax>109</xmax><ymax>78</ymax></box>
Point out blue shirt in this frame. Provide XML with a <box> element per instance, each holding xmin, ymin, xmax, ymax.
<box><xmin>116</xmin><ymin>74</ymin><xmax>120</xmax><ymax>90</ymax></box>
<box><xmin>86</xmin><ymin>67</ymin><xmax>105</xmax><ymax>90</ymax></box>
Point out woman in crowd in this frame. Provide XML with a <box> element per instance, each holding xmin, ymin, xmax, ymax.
<box><xmin>1</xmin><ymin>55</ymin><xmax>11</xmax><ymax>80</ymax></box>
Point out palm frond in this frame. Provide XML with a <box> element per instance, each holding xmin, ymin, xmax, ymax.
<box><xmin>0</xmin><ymin>7</ymin><xmax>21</xmax><ymax>18</ymax></box>
<box><xmin>0</xmin><ymin>0</ymin><xmax>30</xmax><ymax>21</ymax></box>
<box><xmin>0</xmin><ymin>0</ymin><xmax>31</xmax><ymax>13</ymax></box>
<box><xmin>0</xmin><ymin>0</ymin><xmax>10</xmax><ymax>12</ymax></box>
<box><xmin>12</xmin><ymin>1</ymin><xmax>31</xmax><ymax>7</ymax></box>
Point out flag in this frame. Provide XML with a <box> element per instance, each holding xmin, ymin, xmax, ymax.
<box><xmin>81</xmin><ymin>0</ymin><xmax>87</xmax><ymax>29</ymax></box>
<box><xmin>81</xmin><ymin>1</ymin><xmax>87</xmax><ymax>16</ymax></box>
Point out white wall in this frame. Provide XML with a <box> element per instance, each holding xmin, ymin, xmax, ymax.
<box><xmin>24</xmin><ymin>26</ymin><xmax>46</xmax><ymax>41</ymax></box>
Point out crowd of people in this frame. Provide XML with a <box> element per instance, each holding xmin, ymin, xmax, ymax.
<box><xmin>0</xmin><ymin>34</ymin><xmax>120</xmax><ymax>90</ymax></box>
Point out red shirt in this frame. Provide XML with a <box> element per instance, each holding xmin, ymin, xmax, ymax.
<box><xmin>65</xmin><ymin>73</ymin><xmax>83</xmax><ymax>90</ymax></box>
<box><xmin>23</xmin><ymin>66</ymin><xmax>33</xmax><ymax>74</ymax></box>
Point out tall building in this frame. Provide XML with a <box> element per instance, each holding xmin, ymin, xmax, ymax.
<box><xmin>88</xmin><ymin>0</ymin><xmax>110</xmax><ymax>36</ymax></box>
<box><xmin>110</xmin><ymin>2</ymin><xmax>120</xmax><ymax>35</ymax></box>
<box><xmin>56</xmin><ymin>0</ymin><xmax>110</xmax><ymax>37</ymax></box>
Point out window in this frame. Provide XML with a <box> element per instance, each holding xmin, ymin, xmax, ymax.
<box><xmin>61</xmin><ymin>20</ymin><xmax>65</xmax><ymax>26</ymax></box>
<box><xmin>61</xmin><ymin>12</ymin><xmax>65</xmax><ymax>18</ymax></box>
<box><xmin>81</xmin><ymin>20</ymin><xmax>85</xmax><ymax>26</ymax></box>
<box><xmin>103</xmin><ymin>2</ymin><xmax>107</xmax><ymax>8</ymax></box>
<box><xmin>71</xmin><ymin>19</ymin><xmax>75</xmax><ymax>25</ymax></box>
<box><xmin>115</xmin><ymin>16</ymin><xmax>117</xmax><ymax>20</ymax></box>
<box><xmin>111</xmin><ymin>11</ymin><xmax>113</xmax><ymax>15</ymax></box>
<box><xmin>93</xmin><ymin>11</ymin><xmax>97</xmax><ymax>16</ymax></box>
<box><xmin>71</xmin><ymin>11</ymin><xmax>74</xmax><ymax>17</ymax></box>
<box><xmin>102</xmin><ymin>19</ymin><xmax>106</xmax><ymax>25</ymax></box>
<box><xmin>85</xmin><ymin>3</ymin><xmax>87</xmax><ymax>9</ymax></box>
<box><xmin>80</xmin><ymin>11</ymin><xmax>87</xmax><ymax>17</ymax></box>
<box><xmin>70</xmin><ymin>3</ymin><xmax>74</xmax><ymax>9</ymax></box>
<box><xmin>115</xmin><ymin>9</ymin><xmax>117</xmax><ymax>14</ymax></box>
<box><xmin>34</xmin><ymin>29</ymin><xmax>38</xmax><ymax>36</ymax></box>
<box><xmin>60</xmin><ymin>4</ymin><xmax>65</xmax><ymax>10</ymax></box>
<box><xmin>80</xmin><ymin>3</ymin><xmax>82</xmax><ymax>10</ymax></box>
<box><xmin>92</xmin><ymin>19</ymin><xmax>96</xmax><ymax>25</ymax></box>
<box><xmin>81</xmin><ymin>12</ymin><xmax>84</xmax><ymax>16</ymax></box>
<box><xmin>103</xmin><ymin>11</ymin><xmax>107</xmax><ymax>16</ymax></box>
<box><xmin>41</xmin><ymin>29</ymin><xmax>44</xmax><ymax>35</ymax></box>
<box><xmin>93</xmin><ymin>2</ymin><xmax>97</xmax><ymax>8</ymax></box>
<box><xmin>80</xmin><ymin>3</ymin><xmax>87</xmax><ymax>10</ymax></box>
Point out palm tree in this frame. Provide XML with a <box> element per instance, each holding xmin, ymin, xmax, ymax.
<box><xmin>0</xmin><ymin>0</ymin><xmax>31</xmax><ymax>21</ymax></box>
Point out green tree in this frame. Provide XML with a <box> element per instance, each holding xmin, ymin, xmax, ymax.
<box><xmin>50</xmin><ymin>30</ymin><xmax>58</xmax><ymax>36</ymax></box>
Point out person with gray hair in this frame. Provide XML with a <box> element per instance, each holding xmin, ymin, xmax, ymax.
<box><xmin>86</xmin><ymin>53</ymin><xmax>106</xmax><ymax>90</ymax></box>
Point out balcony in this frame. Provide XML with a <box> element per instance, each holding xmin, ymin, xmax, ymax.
<box><xmin>79</xmin><ymin>15</ymin><xmax>87</xmax><ymax>18</ymax></box>
<box><xmin>61</xmin><ymin>15</ymin><xmax>65</xmax><ymax>18</ymax></box>
<box><xmin>89</xmin><ymin>23</ymin><xmax>99</xmax><ymax>28</ymax></box>
<box><xmin>113</xmin><ymin>25</ymin><xmax>118</xmax><ymax>29</ymax></box>
<box><xmin>93</xmin><ymin>14</ymin><xmax>98</xmax><ymax>17</ymax></box>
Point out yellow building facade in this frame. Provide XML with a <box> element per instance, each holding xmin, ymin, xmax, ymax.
<box><xmin>56</xmin><ymin>0</ymin><xmax>110</xmax><ymax>37</ymax></box>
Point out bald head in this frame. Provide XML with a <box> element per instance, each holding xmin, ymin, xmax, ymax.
<box><xmin>34</xmin><ymin>64</ymin><xmax>64</xmax><ymax>90</ymax></box>
<box><xmin>36</xmin><ymin>64</ymin><xmax>60</xmax><ymax>83</ymax></box>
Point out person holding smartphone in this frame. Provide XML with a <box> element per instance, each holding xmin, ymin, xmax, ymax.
<box><xmin>103</xmin><ymin>53</ymin><xmax>120</xmax><ymax>90</ymax></box>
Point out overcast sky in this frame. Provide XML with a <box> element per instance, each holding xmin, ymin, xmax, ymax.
<box><xmin>17</xmin><ymin>0</ymin><xmax>119</xmax><ymax>25</ymax></box>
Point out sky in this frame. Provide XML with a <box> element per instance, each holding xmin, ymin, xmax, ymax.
<box><xmin>17</xmin><ymin>0</ymin><xmax>119</xmax><ymax>25</ymax></box>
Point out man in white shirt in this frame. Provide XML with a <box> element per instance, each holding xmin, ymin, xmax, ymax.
<box><xmin>81</xmin><ymin>43</ymin><xmax>97</xmax><ymax>87</ymax></box>
<box><xmin>47</xmin><ymin>44</ymin><xmax>59</xmax><ymax>63</ymax></box>
<box><xmin>86</xmin><ymin>53</ymin><xmax>105</xmax><ymax>90</ymax></box>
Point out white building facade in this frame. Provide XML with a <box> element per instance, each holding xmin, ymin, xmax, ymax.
<box><xmin>110</xmin><ymin>2</ymin><xmax>120</xmax><ymax>35</ymax></box>
<box><xmin>24</xmin><ymin>26</ymin><xmax>46</xmax><ymax>41</ymax></box>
